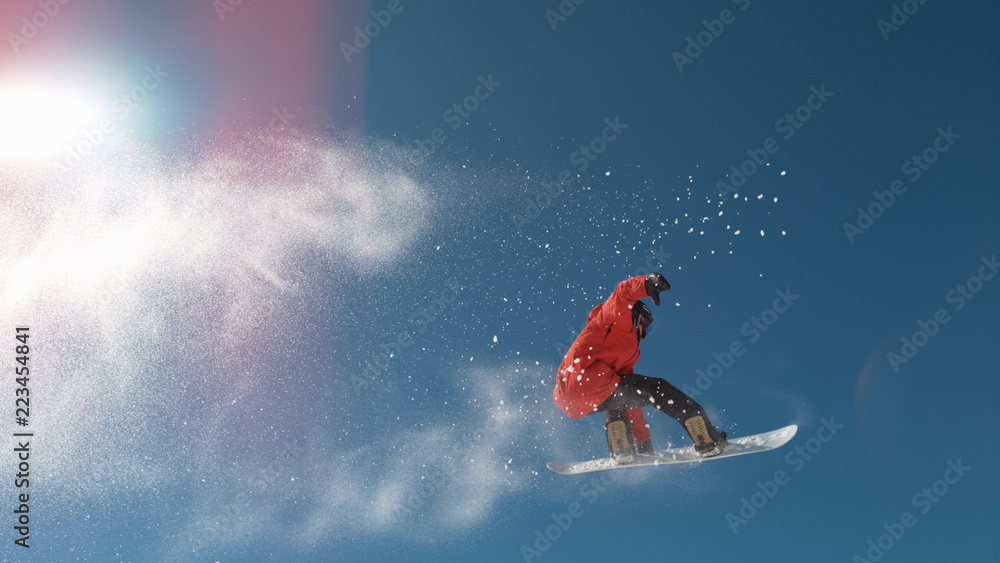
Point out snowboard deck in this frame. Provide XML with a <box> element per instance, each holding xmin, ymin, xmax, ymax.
<box><xmin>547</xmin><ymin>424</ymin><xmax>798</xmax><ymax>475</ymax></box>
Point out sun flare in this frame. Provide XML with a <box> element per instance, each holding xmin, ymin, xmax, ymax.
<box><xmin>0</xmin><ymin>84</ymin><xmax>97</xmax><ymax>161</ymax></box>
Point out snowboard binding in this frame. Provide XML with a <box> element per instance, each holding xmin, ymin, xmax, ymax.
<box><xmin>606</xmin><ymin>420</ymin><xmax>636</xmax><ymax>463</ymax></box>
<box><xmin>683</xmin><ymin>415</ymin><xmax>728</xmax><ymax>457</ymax></box>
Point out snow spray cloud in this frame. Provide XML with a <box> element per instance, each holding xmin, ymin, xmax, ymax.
<box><xmin>190</xmin><ymin>439</ymin><xmax>308</xmax><ymax>553</ymax></box>
<box><xmin>0</xmin><ymin>129</ymin><xmax>428</xmax><ymax>553</ymax></box>
<box><xmin>160</xmin><ymin>363</ymin><xmax>550</xmax><ymax>558</ymax></box>
<box><xmin>277</xmin><ymin>365</ymin><xmax>539</xmax><ymax>548</ymax></box>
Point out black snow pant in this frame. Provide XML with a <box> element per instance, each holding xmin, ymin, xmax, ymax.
<box><xmin>596</xmin><ymin>373</ymin><xmax>707</xmax><ymax>444</ymax></box>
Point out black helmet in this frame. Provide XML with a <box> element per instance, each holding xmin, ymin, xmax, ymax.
<box><xmin>632</xmin><ymin>300</ymin><xmax>653</xmax><ymax>338</ymax></box>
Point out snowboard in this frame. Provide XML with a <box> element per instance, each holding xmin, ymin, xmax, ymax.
<box><xmin>546</xmin><ymin>424</ymin><xmax>797</xmax><ymax>475</ymax></box>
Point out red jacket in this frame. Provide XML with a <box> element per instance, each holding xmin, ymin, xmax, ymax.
<box><xmin>553</xmin><ymin>275</ymin><xmax>651</xmax><ymax>444</ymax></box>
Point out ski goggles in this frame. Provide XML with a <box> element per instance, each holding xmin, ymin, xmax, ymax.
<box><xmin>633</xmin><ymin>311</ymin><xmax>653</xmax><ymax>333</ymax></box>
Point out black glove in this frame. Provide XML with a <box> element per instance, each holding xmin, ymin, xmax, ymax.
<box><xmin>644</xmin><ymin>272</ymin><xmax>670</xmax><ymax>306</ymax></box>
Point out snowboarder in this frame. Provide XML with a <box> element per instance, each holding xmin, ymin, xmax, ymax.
<box><xmin>553</xmin><ymin>273</ymin><xmax>728</xmax><ymax>462</ymax></box>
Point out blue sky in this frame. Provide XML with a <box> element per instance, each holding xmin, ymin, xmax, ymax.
<box><xmin>0</xmin><ymin>1</ymin><xmax>997</xmax><ymax>562</ymax></box>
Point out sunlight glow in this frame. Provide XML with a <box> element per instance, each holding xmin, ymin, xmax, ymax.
<box><xmin>0</xmin><ymin>84</ymin><xmax>97</xmax><ymax>161</ymax></box>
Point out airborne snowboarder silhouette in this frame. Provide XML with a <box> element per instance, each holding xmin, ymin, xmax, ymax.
<box><xmin>553</xmin><ymin>273</ymin><xmax>728</xmax><ymax>462</ymax></box>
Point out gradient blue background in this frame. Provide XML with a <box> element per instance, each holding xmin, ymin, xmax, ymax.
<box><xmin>1</xmin><ymin>1</ymin><xmax>997</xmax><ymax>562</ymax></box>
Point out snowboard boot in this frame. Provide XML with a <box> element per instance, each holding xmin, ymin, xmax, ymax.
<box><xmin>683</xmin><ymin>415</ymin><xmax>728</xmax><ymax>457</ymax></box>
<box><xmin>606</xmin><ymin>419</ymin><xmax>636</xmax><ymax>463</ymax></box>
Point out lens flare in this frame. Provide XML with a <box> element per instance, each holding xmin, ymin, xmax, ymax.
<box><xmin>0</xmin><ymin>84</ymin><xmax>97</xmax><ymax>161</ymax></box>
